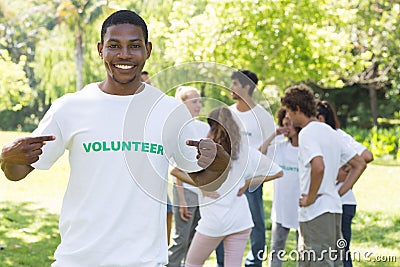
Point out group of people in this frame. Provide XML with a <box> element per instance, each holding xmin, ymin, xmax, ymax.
<box><xmin>163</xmin><ymin>75</ymin><xmax>372</xmax><ymax>267</ymax></box>
<box><xmin>0</xmin><ymin>9</ymin><xmax>373</xmax><ymax>267</ymax></box>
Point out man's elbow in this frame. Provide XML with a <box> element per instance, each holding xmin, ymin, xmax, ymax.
<box><xmin>362</xmin><ymin>150</ymin><xmax>374</xmax><ymax>164</ymax></box>
<box><xmin>275</xmin><ymin>170</ymin><xmax>283</xmax><ymax>179</ymax></box>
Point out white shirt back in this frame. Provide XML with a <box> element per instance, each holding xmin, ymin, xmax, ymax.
<box><xmin>298</xmin><ymin>121</ymin><xmax>355</xmax><ymax>222</ymax></box>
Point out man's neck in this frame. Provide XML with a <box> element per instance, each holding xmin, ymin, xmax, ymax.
<box><xmin>301</xmin><ymin>116</ymin><xmax>318</xmax><ymax>128</ymax></box>
<box><xmin>236</xmin><ymin>97</ymin><xmax>256</xmax><ymax>112</ymax></box>
<box><xmin>99</xmin><ymin>80</ymin><xmax>144</xmax><ymax>96</ymax></box>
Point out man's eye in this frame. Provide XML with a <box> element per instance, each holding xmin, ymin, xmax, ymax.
<box><xmin>131</xmin><ymin>44</ymin><xmax>141</xmax><ymax>48</ymax></box>
<box><xmin>108</xmin><ymin>44</ymin><xmax>118</xmax><ymax>48</ymax></box>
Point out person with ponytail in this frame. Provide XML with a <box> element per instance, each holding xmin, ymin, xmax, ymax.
<box><xmin>172</xmin><ymin>107</ymin><xmax>283</xmax><ymax>267</ymax></box>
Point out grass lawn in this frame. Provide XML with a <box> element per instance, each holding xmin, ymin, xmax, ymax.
<box><xmin>1</xmin><ymin>131</ymin><xmax>399</xmax><ymax>266</ymax></box>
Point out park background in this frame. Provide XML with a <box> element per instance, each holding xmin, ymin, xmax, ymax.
<box><xmin>0</xmin><ymin>0</ymin><xmax>399</xmax><ymax>266</ymax></box>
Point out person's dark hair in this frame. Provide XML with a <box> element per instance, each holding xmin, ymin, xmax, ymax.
<box><xmin>207</xmin><ymin>107</ymin><xmax>240</xmax><ymax>160</ymax></box>
<box><xmin>316</xmin><ymin>100</ymin><xmax>341</xmax><ymax>129</ymax></box>
<box><xmin>101</xmin><ymin>10</ymin><xmax>148</xmax><ymax>44</ymax></box>
<box><xmin>231</xmin><ymin>70</ymin><xmax>258</xmax><ymax>96</ymax></box>
<box><xmin>141</xmin><ymin>71</ymin><xmax>149</xmax><ymax>75</ymax></box>
<box><xmin>280</xmin><ymin>84</ymin><xmax>316</xmax><ymax>118</ymax></box>
<box><xmin>276</xmin><ymin>107</ymin><xmax>287</xmax><ymax>127</ymax></box>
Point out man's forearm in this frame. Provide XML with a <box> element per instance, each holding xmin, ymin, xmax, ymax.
<box><xmin>259</xmin><ymin>132</ymin><xmax>277</xmax><ymax>154</ymax></box>
<box><xmin>308</xmin><ymin>157</ymin><xmax>324</xmax><ymax>203</ymax></box>
<box><xmin>338</xmin><ymin>156</ymin><xmax>366</xmax><ymax>196</ymax></box>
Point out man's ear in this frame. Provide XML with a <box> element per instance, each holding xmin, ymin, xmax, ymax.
<box><xmin>146</xmin><ymin>42</ymin><xmax>152</xmax><ymax>59</ymax></box>
<box><xmin>317</xmin><ymin>114</ymin><xmax>325</xmax><ymax>122</ymax></box>
<box><xmin>244</xmin><ymin>84</ymin><xmax>251</xmax><ymax>95</ymax></box>
<box><xmin>97</xmin><ymin>42</ymin><xmax>103</xmax><ymax>58</ymax></box>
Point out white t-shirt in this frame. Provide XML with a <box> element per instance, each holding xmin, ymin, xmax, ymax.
<box><xmin>196</xmin><ymin>146</ymin><xmax>282</xmax><ymax>237</ymax></box>
<box><xmin>32</xmin><ymin>83</ymin><xmax>200</xmax><ymax>267</ymax></box>
<box><xmin>336</xmin><ymin>128</ymin><xmax>367</xmax><ymax>205</ymax></box>
<box><xmin>268</xmin><ymin>140</ymin><xmax>299</xmax><ymax>230</ymax></box>
<box><xmin>298</xmin><ymin>121</ymin><xmax>356</xmax><ymax>222</ymax></box>
<box><xmin>229</xmin><ymin>104</ymin><xmax>276</xmax><ymax>149</ymax></box>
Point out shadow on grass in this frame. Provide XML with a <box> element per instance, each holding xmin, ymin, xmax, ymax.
<box><xmin>0</xmin><ymin>201</ymin><xmax>60</xmax><ymax>267</ymax></box>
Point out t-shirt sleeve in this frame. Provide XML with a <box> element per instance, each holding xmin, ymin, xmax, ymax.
<box><xmin>31</xmin><ymin>104</ymin><xmax>66</xmax><ymax>170</ymax></box>
<box><xmin>338</xmin><ymin>129</ymin><xmax>367</xmax><ymax>155</ymax></box>
<box><xmin>162</xmin><ymin>103</ymin><xmax>202</xmax><ymax>173</ymax></box>
<box><xmin>339</xmin><ymin>136</ymin><xmax>357</xmax><ymax>166</ymax></box>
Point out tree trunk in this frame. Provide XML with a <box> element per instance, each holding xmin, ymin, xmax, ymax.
<box><xmin>368</xmin><ymin>86</ymin><xmax>378</xmax><ymax>127</ymax></box>
<box><xmin>75</xmin><ymin>31</ymin><xmax>84</xmax><ymax>91</ymax></box>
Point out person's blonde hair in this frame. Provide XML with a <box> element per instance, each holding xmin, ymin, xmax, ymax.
<box><xmin>175</xmin><ymin>86</ymin><xmax>200</xmax><ymax>102</ymax></box>
<box><xmin>207</xmin><ymin>107</ymin><xmax>241</xmax><ymax>160</ymax></box>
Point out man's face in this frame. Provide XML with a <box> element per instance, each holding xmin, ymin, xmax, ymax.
<box><xmin>230</xmin><ymin>78</ymin><xmax>246</xmax><ymax>100</ymax></box>
<box><xmin>285</xmin><ymin>107</ymin><xmax>301</xmax><ymax>127</ymax></box>
<box><xmin>98</xmin><ymin>24</ymin><xmax>152</xmax><ymax>87</ymax></box>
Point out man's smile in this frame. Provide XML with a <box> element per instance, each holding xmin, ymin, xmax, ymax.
<box><xmin>114</xmin><ymin>64</ymin><xmax>134</xmax><ymax>70</ymax></box>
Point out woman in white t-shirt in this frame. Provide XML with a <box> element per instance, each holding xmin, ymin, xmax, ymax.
<box><xmin>168</xmin><ymin>86</ymin><xmax>210</xmax><ymax>267</ymax></box>
<box><xmin>172</xmin><ymin>107</ymin><xmax>283</xmax><ymax>267</ymax></box>
<box><xmin>316</xmin><ymin>100</ymin><xmax>373</xmax><ymax>267</ymax></box>
<box><xmin>259</xmin><ymin>107</ymin><xmax>301</xmax><ymax>267</ymax></box>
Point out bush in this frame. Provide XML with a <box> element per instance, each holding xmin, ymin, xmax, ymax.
<box><xmin>344</xmin><ymin>126</ymin><xmax>400</xmax><ymax>160</ymax></box>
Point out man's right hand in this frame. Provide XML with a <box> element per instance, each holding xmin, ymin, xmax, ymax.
<box><xmin>179</xmin><ymin>205</ymin><xmax>192</xmax><ymax>222</ymax></box>
<box><xmin>1</xmin><ymin>135</ymin><xmax>55</xmax><ymax>165</ymax></box>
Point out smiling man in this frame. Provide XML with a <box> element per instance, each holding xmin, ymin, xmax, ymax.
<box><xmin>0</xmin><ymin>10</ymin><xmax>230</xmax><ymax>267</ymax></box>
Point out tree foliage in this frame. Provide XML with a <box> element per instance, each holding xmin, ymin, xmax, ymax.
<box><xmin>0</xmin><ymin>50</ymin><xmax>32</xmax><ymax>112</ymax></box>
<box><xmin>0</xmin><ymin>0</ymin><xmax>399</xmax><ymax>131</ymax></box>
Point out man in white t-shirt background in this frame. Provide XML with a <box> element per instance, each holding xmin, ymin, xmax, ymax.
<box><xmin>281</xmin><ymin>84</ymin><xmax>366</xmax><ymax>267</ymax></box>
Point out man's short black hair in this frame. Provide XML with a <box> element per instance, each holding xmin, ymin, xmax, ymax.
<box><xmin>231</xmin><ymin>70</ymin><xmax>258</xmax><ymax>96</ymax></box>
<box><xmin>101</xmin><ymin>10</ymin><xmax>148</xmax><ymax>44</ymax></box>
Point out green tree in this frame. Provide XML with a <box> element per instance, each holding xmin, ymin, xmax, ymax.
<box><xmin>0</xmin><ymin>50</ymin><xmax>32</xmax><ymax>113</ymax></box>
<box><xmin>56</xmin><ymin>0</ymin><xmax>110</xmax><ymax>91</ymax></box>
<box><xmin>159</xmin><ymin>0</ymin><xmax>399</xmax><ymax>127</ymax></box>
<box><xmin>344</xmin><ymin>0</ymin><xmax>399</xmax><ymax>126</ymax></box>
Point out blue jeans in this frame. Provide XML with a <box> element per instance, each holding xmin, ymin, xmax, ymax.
<box><xmin>215</xmin><ymin>242</ymin><xmax>224</xmax><ymax>267</ymax></box>
<box><xmin>342</xmin><ymin>205</ymin><xmax>356</xmax><ymax>267</ymax></box>
<box><xmin>245</xmin><ymin>184</ymin><xmax>265</xmax><ymax>267</ymax></box>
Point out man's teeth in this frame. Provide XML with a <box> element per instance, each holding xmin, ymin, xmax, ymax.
<box><xmin>115</xmin><ymin>65</ymin><xmax>133</xmax><ymax>69</ymax></box>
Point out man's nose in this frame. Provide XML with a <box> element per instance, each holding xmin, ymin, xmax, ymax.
<box><xmin>119</xmin><ymin>47</ymin><xmax>131</xmax><ymax>57</ymax></box>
